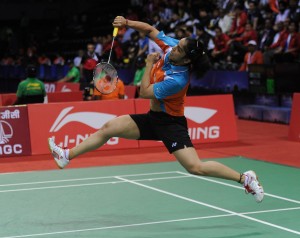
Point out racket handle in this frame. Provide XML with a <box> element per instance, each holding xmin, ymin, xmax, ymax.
<box><xmin>113</xmin><ymin>27</ymin><xmax>118</xmax><ymax>37</ymax></box>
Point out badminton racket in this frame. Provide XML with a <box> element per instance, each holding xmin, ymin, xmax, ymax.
<box><xmin>93</xmin><ymin>27</ymin><xmax>119</xmax><ymax>94</ymax></box>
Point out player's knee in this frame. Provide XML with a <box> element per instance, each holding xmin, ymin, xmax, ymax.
<box><xmin>185</xmin><ymin>163</ymin><xmax>206</xmax><ymax>176</ymax></box>
<box><xmin>99</xmin><ymin>121</ymin><xmax>114</xmax><ymax>139</ymax></box>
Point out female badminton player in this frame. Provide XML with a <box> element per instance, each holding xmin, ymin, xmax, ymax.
<box><xmin>48</xmin><ymin>16</ymin><xmax>264</xmax><ymax>203</ymax></box>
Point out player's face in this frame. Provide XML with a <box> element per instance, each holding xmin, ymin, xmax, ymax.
<box><xmin>169</xmin><ymin>38</ymin><xmax>190</xmax><ymax>65</ymax></box>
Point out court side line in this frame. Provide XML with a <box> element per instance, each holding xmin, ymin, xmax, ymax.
<box><xmin>0</xmin><ymin>175</ymin><xmax>188</xmax><ymax>193</ymax></box>
<box><xmin>116</xmin><ymin>176</ymin><xmax>300</xmax><ymax>235</ymax></box>
<box><xmin>176</xmin><ymin>171</ymin><xmax>300</xmax><ymax>205</ymax></box>
<box><xmin>1</xmin><ymin>207</ymin><xmax>300</xmax><ymax>238</ymax></box>
<box><xmin>0</xmin><ymin>171</ymin><xmax>177</xmax><ymax>187</ymax></box>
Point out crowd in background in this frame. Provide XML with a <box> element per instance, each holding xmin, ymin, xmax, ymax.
<box><xmin>1</xmin><ymin>0</ymin><xmax>300</xmax><ymax>84</ymax></box>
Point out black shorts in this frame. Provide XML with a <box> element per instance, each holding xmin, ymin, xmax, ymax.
<box><xmin>130</xmin><ymin>110</ymin><xmax>194</xmax><ymax>153</ymax></box>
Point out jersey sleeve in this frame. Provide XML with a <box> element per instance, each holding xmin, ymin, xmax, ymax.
<box><xmin>154</xmin><ymin>31</ymin><xmax>179</xmax><ymax>54</ymax></box>
<box><xmin>153</xmin><ymin>76</ymin><xmax>186</xmax><ymax>99</ymax></box>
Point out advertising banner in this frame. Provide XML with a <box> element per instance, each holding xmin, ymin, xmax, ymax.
<box><xmin>135</xmin><ymin>95</ymin><xmax>238</xmax><ymax>148</ymax></box>
<box><xmin>288</xmin><ymin>93</ymin><xmax>300</xmax><ymax>142</ymax></box>
<box><xmin>44</xmin><ymin>82</ymin><xmax>80</xmax><ymax>93</ymax></box>
<box><xmin>0</xmin><ymin>106</ymin><xmax>31</xmax><ymax>157</ymax></box>
<box><xmin>28</xmin><ymin>100</ymin><xmax>138</xmax><ymax>155</ymax></box>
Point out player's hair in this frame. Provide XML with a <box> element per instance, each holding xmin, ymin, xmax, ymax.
<box><xmin>184</xmin><ymin>38</ymin><xmax>211</xmax><ymax>78</ymax></box>
<box><xmin>183</xmin><ymin>38</ymin><xmax>205</xmax><ymax>62</ymax></box>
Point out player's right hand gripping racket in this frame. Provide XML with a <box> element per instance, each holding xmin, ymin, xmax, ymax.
<box><xmin>93</xmin><ymin>27</ymin><xmax>119</xmax><ymax>94</ymax></box>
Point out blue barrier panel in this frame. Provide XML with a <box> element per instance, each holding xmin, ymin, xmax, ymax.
<box><xmin>190</xmin><ymin>70</ymin><xmax>248</xmax><ymax>92</ymax></box>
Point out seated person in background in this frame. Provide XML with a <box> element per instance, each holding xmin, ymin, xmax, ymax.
<box><xmin>273</xmin><ymin>20</ymin><xmax>300</xmax><ymax>63</ymax></box>
<box><xmin>14</xmin><ymin>65</ymin><xmax>46</xmax><ymax>105</ymax></box>
<box><xmin>239</xmin><ymin>40</ymin><xmax>264</xmax><ymax>71</ymax></box>
<box><xmin>93</xmin><ymin>77</ymin><xmax>125</xmax><ymax>100</ymax></box>
<box><xmin>57</xmin><ymin>59</ymin><xmax>80</xmax><ymax>83</ymax></box>
<box><xmin>227</xmin><ymin>22</ymin><xmax>257</xmax><ymax>63</ymax></box>
<box><xmin>133</xmin><ymin>56</ymin><xmax>146</xmax><ymax>86</ymax></box>
<box><xmin>211</xmin><ymin>26</ymin><xmax>230</xmax><ymax>64</ymax></box>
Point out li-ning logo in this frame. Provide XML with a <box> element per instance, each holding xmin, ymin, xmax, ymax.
<box><xmin>50</xmin><ymin>107</ymin><xmax>116</xmax><ymax>132</ymax></box>
<box><xmin>49</xmin><ymin>107</ymin><xmax>118</xmax><ymax>148</ymax></box>
<box><xmin>61</xmin><ymin>85</ymin><xmax>71</xmax><ymax>92</ymax></box>
<box><xmin>184</xmin><ymin>106</ymin><xmax>220</xmax><ymax>140</ymax></box>
<box><xmin>0</xmin><ymin>120</ymin><xmax>13</xmax><ymax>144</ymax></box>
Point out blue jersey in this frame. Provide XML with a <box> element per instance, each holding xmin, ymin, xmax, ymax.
<box><xmin>151</xmin><ymin>31</ymin><xmax>190</xmax><ymax>116</ymax></box>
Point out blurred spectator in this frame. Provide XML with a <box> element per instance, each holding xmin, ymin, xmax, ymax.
<box><xmin>239</xmin><ymin>40</ymin><xmax>264</xmax><ymax>71</ymax></box>
<box><xmin>38</xmin><ymin>53</ymin><xmax>51</xmax><ymax>65</ymax></box>
<box><xmin>24</xmin><ymin>47</ymin><xmax>38</xmax><ymax>65</ymax></box>
<box><xmin>137</xmin><ymin>31</ymin><xmax>149</xmax><ymax>57</ymax></box>
<box><xmin>219</xmin><ymin>0</ymin><xmax>238</xmax><ymax>14</ymax></box>
<box><xmin>274</xmin><ymin>1</ymin><xmax>290</xmax><ymax>24</ymax></box>
<box><xmin>195</xmin><ymin>24</ymin><xmax>212</xmax><ymax>50</ymax></box>
<box><xmin>93</xmin><ymin>78</ymin><xmax>125</xmax><ymax>100</ymax></box>
<box><xmin>80</xmin><ymin>42</ymin><xmax>101</xmax><ymax>89</ymax></box>
<box><xmin>211</xmin><ymin>26</ymin><xmax>231</xmax><ymax>66</ymax></box>
<box><xmin>258</xmin><ymin>18</ymin><xmax>276</xmax><ymax>51</ymax></box>
<box><xmin>57</xmin><ymin>59</ymin><xmax>80</xmax><ymax>83</ymax></box>
<box><xmin>247</xmin><ymin>1</ymin><xmax>263</xmax><ymax>30</ymax></box>
<box><xmin>53</xmin><ymin>53</ymin><xmax>65</xmax><ymax>65</ymax></box>
<box><xmin>218</xmin><ymin>9</ymin><xmax>234</xmax><ymax>34</ymax></box>
<box><xmin>263</xmin><ymin>21</ymin><xmax>288</xmax><ymax>64</ymax></box>
<box><xmin>227</xmin><ymin>22</ymin><xmax>258</xmax><ymax>62</ymax></box>
<box><xmin>0</xmin><ymin>54</ymin><xmax>14</xmax><ymax>65</ymax></box>
<box><xmin>207</xmin><ymin>8</ymin><xmax>221</xmax><ymax>31</ymax></box>
<box><xmin>269</xmin><ymin>0</ymin><xmax>281</xmax><ymax>14</ymax></box>
<box><xmin>93</xmin><ymin>36</ymin><xmax>103</xmax><ymax>56</ymax></box>
<box><xmin>228</xmin><ymin>4</ymin><xmax>248</xmax><ymax>38</ymax></box>
<box><xmin>73</xmin><ymin>49</ymin><xmax>84</xmax><ymax>67</ymax></box>
<box><xmin>14</xmin><ymin>64</ymin><xmax>46</xmax><ymax>105</ymax></box>
<box><xmin>288</xmin><ymin>0</ymin><xmax>300</xmax><ymax>23</ymax></box>
<box><xmin>102</xmin><ymin>33</ymin><xmax>123</xmax><ymax>64</ymax></box>
<box><xmin>174</xmin><ymin>26</ymin><xmax>187</xmax><ymax>39</ymax></box>
<box><xmin>132</xmin><ymin>56</ymin><xmax>146</xmax><ymax>87</ymax></box>
<box><xmin>273</xmin><ymin>20</ymin><xmax>300</xmax><ymax>62</ymax></box>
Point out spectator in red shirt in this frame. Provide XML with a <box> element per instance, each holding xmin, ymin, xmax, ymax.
<box><xmin>227</xmin><ymin>22</ymin><xmax>257</xmax><ymax>63</ymax></box>
<box><xmin>228</xmin><ymin>4</ymin><xmax>248</xmax><ymax>38</ymax></box>
<box><xmin>239</xmin><ymin>40</ymin><xmax>264</xmax><ymax>71</ymax></box>
<box><xmin>274</xmin><ymin>20</ymin><xmax>300</xmax><ymax>63</ymax></box>
<box><xmin>211</xmin><ymin>26</ymin><xmax>230</xmax><ymax>64</ymax></box>
<box><xmin>263</xmin><ymin>21</ymin><xmax>289</xmax><ymax>64</ymax></box>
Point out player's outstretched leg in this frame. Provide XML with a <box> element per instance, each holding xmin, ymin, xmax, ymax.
<box><xmin>173</xmin><ymin>147</ymin><xmax>264</xmax><ymax>203</ymax></box>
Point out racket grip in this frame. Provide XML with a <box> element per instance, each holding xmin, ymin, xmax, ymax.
<box><xmin>113</xmin><ymin>27</ymin><xmax>118</xmax><ymax>37</ymax></box>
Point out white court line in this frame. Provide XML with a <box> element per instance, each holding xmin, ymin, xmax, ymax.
<box><xmin>0</xmin><ymin>175</ymin><xmax>188</xmax><ymax>193</ymax></box>
<box><xmin>116</xmin><ymin>176</ymin><xmax>300</xmax><ymax>235</ymax></box>
<box><xmin>0</xmin><ymin>171</ymin><xmax>177</xmax><ymax>187</ymax></box>
<box><xmin>176</xmin><ymin>171</ymin><xmax>300</xmax><ymax>205</ymax></box>
<box><xmin>1</xmin><ymin>207</ymin><xmax>300</xmax><ymax>238</ymax></box>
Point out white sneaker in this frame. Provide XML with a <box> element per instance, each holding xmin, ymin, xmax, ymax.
<box><xmin>48</xmin><ymin>138</ymin><xmax>70</xmax><ymax>169</ymax></box>
<box><xmin>243</xmin><ymin>170</ymin><xmax>264</xmax><ymax>203</ymax></box>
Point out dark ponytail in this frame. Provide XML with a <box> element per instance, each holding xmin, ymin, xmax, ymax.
<box><xmin>184</xmin><ymin>38</ymin><xmax>211</xmax><ymax>78</ymax></box>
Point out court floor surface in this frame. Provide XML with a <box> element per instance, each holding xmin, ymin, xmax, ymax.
<box><xmin>0</xmin><ymin>156</ymin><xmax>299</xmax><ymax>238</ymax></box>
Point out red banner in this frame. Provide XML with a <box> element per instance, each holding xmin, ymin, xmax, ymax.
<box><xmin>28</xmin><ymin>100</ymin><xmax>138</xmax><ymax>155</ymax></box>
<box><xmin>288</xmin><ymin>93</ymin><xmax>300</xmax><ymax>142</ymax></box>
<box><xmin>135</xmin><ymin>95</ymin><xmax>238</xmax><ymax>148</ymax></box>
<box><xmin>125</xmin><ymin>85</ymin><xmax>137</xmax><ymax>99</ymax></box>
<box><xmin>44</xmin><ymin>82</ymin><xmax>80</xmax><ymax>93</ymax></box>
<box><xmin>47</xmin><ymin>91</ymin><xmax>83</xmax><ymax>103</ymax></box>
<box><xmin>0</xmin><ymin>106</ymin><xmax>31</xmax><ymax>157</ymax></box>
<box><xmin>0</xmin><ymin>93</ymin><xmax>17</xmax><ymax>106</ymax></box>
